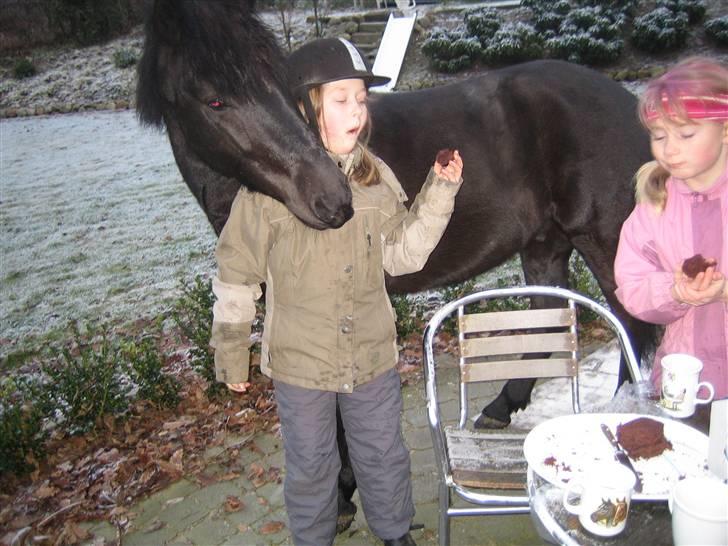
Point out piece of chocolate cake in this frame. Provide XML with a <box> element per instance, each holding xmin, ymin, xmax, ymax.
<box><xmin>436</xmin><ymin>148</ymin><xmax>455</xmax><ymax>167</ymax></box>
<box><xmin>682</xmin><ymin>254</ymin><xmax>717</xmax><ymax>278</ymax></box>
<box><xmin>616</xmin><ymin>417</ymin><xmax>672</xmax><ymax>460</ymax></box>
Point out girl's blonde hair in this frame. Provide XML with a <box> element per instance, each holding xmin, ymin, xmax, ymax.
<box><xmin>302</xmin><ymin>86</ymin><xmax>381</xmax><ymax>187</ymax></box>
<box><xmin>635</xmin><ymin>57</ymin><xmax>728</xmax><ymax>211</ymax></box>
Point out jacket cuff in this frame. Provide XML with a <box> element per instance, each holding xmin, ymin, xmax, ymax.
<box><xmin>210</xmin><ymin>320</ymin><xmax>253</xmax><ymax>384</ymax></box>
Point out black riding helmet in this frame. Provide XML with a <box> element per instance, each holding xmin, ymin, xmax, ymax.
<box><xmin>287</xmin><ymin>38</ymin><xmax>390</xmax><ymax>140</ymax></box>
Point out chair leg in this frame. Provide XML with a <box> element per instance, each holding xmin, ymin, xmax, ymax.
<box><xmin>438</xmin><ymin>481</ymin><xmax>450</xmax><ymax>546</ymax></box>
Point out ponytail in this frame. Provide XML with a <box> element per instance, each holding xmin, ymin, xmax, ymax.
<box><xmin>634</xmin><ymin>160</ymin><xmax>670</xmax><ymax>211</ymax></box>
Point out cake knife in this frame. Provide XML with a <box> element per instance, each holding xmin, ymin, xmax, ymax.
<box><xmin>600</xmin><ymin>423</ymin><xmax>644</xmax><ymax>493</ymax></box>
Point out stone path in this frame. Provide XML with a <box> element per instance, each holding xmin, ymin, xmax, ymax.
<box><xmin>80</xmin><ymin>342</ymin><xmax>622</xmax><ymax>545</ymax></box>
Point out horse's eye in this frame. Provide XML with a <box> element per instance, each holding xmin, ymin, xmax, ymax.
<box><xmin>208</xmin><ymin>98</ymin><xmax>225</xmax><ymax>110</ymax></box>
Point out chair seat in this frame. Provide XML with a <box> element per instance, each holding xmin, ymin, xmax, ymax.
<box><xmin>445</xmin><ymin>427</ymin><xmax>528</xmax><ymax>490</ymax></box>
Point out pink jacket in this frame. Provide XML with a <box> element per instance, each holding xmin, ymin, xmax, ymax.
<box><xmin>614</xmin><ymin>166</ymin><xmax>728</xmax><ymax>400</ymax></box>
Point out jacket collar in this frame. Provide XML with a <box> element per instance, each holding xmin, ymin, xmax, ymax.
<box><xmin>328</xmin><ymin>145</ymin><xmax>363</xmax><ymax>178</ymax></box>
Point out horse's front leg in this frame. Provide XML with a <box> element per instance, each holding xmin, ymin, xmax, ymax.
<box><xmin>475</xmin><ymin>227</ymin><xmax>573</xmax><ymax>429</ymax></box>
<box><xmin>336</xmin><ymin>401</ymin><xmax>357</xmax><ymax>533</ymax></box>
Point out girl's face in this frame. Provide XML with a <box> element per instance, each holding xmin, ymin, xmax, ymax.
<box><xmin>318</xmin><ymin>78</ymin><xmax>368</xmax><ymax>155</ymax></box>
<box><xmin>648</xmin><ymin>117</ymin><xmax>728</xmax><ymax>191</ymax></box>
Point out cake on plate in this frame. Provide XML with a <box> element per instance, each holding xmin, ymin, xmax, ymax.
<box><xmin>616</xmin><ymin>417</ymin><xmax>673</xmax><ymax>460</ymax></box>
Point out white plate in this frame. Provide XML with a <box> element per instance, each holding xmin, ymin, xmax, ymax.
<box><xmin>523</xmin><ymin>413</ymin><xmax>709</xmax><ymax>501</ymax></box>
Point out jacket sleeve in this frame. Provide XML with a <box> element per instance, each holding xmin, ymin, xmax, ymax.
<box><xmin>614</xmin><ymin>206</ymin><xmax>689</xmax><ymax>325</ymax></box>
<box><xmin>210</xmin><ymin>190</ymin><xmax>270</xmax><ymax>384</ymax></box>
<box><xmin>380</xmin><ymin>163</ymin><xmax>462</xmax><ymax>276</ymax></box>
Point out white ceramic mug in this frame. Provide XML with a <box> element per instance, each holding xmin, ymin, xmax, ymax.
<box><xmin>670</xmin><ymin>476</ymin><xmax>728</xmax><ymax>546</ymax></box>
<box><xmin>562</xmin><ymin>463</ymin><xmax>635</xmax><ymax>537</ymax></box>
<box><xmin>660</xmin><ymin>353</ymin><xmax>714</xmax><ymax>418</ymax></box>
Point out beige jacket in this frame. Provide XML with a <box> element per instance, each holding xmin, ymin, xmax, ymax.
<box><xmin>211</xmin><ymin>148</ymin><xmax>462</xmax><ymax>392</ymax></box>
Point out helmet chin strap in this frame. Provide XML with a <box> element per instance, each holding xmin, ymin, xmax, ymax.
<box><xmin>300</xmin><ymin>94</ymin><xmax>324</xmax><ymax>147</ymax></box>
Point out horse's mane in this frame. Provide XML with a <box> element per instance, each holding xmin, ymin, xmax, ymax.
<box><xmin>137</xmin><ymin>0</ymin><xmax>288</xmax><ymax>127</ymax></box>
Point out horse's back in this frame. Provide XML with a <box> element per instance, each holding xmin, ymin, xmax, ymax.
<box><xmin>371</xmin><ymin>60</ymin><xmax>650</xmax><ymax>292</ymax></box>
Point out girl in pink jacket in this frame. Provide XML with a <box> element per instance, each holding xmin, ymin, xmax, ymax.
<box><xmin>615</xmin><ymin>57</ymin><xmax>728</xmax><ymax>400</ymax></box>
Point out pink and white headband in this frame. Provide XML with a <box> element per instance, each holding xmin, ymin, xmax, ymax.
<box><xmin>644</xmin><ymin>93</ymin><xmax>728</xmax><ymax>122</ymax></box>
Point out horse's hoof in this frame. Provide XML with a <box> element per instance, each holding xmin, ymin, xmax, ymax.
<box><xmin>336</xmin><ymin>499</ymin><xmax>357</xmax><ymax>534</ymax></box>
<box><xmin>474</xmin><ymin>412</ymin><xmax>510</xmax><ymax>429</ymax></box>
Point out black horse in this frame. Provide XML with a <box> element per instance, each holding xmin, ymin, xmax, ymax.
<box><xmin>137</xmin><ymin>0</ymin><xmax>655</xmax><ymax>531</ymax></box>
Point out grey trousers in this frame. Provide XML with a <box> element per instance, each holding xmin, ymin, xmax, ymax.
<box><xmin>274</xmin><ymin>368</ymin><xmax>414</xmax><ymax>546</ymax></box>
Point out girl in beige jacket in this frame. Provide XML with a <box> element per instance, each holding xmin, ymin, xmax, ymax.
<box><xmin>211</xmin><ymin>38</ymin><xmax>463</xmax><ymax>546</ymax></box>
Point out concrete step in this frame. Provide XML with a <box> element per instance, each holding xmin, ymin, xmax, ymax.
<box><xmin>351</xmin><ymin>31</ymin><xmax>382</xmax><ymax>45</ymax></box>
<box><xmin>363</xmin><ymin>9</ymin><xmax>394</xmax><ymax>22</ymax></box>
<box><xmin>359</xmin><ymin>21</ymin><xmax>387</xmax><ymax>33</ymax></box>
<box><xmin>355</xmin><ymin>42</ymin><xmax>379</xmax><ymax>60</ymax></box>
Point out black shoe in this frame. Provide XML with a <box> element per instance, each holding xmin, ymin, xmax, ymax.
<box><xmin>382</xmin><ymin>532</ymin><xmax>417</xmax><ymax>546</ymax></box>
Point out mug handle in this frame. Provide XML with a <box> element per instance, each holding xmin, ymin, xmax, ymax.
<box><xmin>695</xmin><ymin>381</ymin><xmax>714</xmax><ymax>405</ymax></box>
<box><xmin>563</xmin><ymin>481</ymin><xmax>586</xmax><ymax>515</ymax></box>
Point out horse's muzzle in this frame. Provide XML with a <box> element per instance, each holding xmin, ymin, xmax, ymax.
<box><xmin>314</xmin><ymin>197</ymin><xmax>353</xmax><ymax>229</ymax></box>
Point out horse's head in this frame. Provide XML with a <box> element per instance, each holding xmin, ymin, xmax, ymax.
<box><xmin>136</xmin><ymin>0</ymin><xmax>353</xmax><ymax>231</ymax></box>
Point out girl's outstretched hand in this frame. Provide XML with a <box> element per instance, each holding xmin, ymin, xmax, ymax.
<box><xmin>671</xmin><ymin>264</ymin><xmax>726</xmax><ymax>306</ymax></box>
<box><xmin>226</xmin><ymin>382</ymin><xmax>251</xmax><ymax>393</ymax></box>
<box><xmin>433</xmin><ymin>150</ymin><xmax>463</xmax><ymax>183</ymax></box>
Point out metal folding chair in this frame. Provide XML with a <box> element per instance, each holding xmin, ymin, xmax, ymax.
<box><xmin>422</xmin><ymin>286</ymin><xmax>642</xmax><ymax>546</ymax></box>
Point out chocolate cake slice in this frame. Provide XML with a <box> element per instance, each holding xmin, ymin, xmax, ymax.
<box><xmin>616</xmin><ymin>417</ymin><xmax>672</xmax><ymax>460</ymax></box>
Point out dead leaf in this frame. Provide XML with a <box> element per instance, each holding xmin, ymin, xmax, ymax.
<box><xmin>224</xmin><ymin>495</ymin><xmax>244</xmax><ymax>513</ymax></box>
<box><xmin>162</xmin><ymin>416</ymin><xmax>196</xmax><ymax>430</ymax></box>
<box><xmin>35</xmin><ymin>483</ymin><xmax>59</xmax><ymax>499</ymax></box>
<box><xmin>247</xmin><ymin>462</ymin><xmax>267</xmax><ymax>488</ymax></box>
<box><xmin>259</xmin><ymin>521</ymin><xmax>285</xmax><ymax>535</ymax></box>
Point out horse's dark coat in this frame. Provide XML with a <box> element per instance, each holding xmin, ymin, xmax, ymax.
<box><xmin>137</xmin><ymin>0</ymin><xmax>657</xmax><ymax>529</ymax></box>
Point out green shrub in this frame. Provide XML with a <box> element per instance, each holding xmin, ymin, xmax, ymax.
<box><xmin>171</xmin><ymin>276</ymin><xmax>222</xmax><ymax>394</ymax></box>
<box><xmin>463</xmin><ymin>7</ymin><xmax>502</xmax><ymax>43</ymax></box>
<box><xmin>534</xmin><ymin>10</ymin><xmax>565</xmax><ymax>33</ymax></box>
<box><xmin>0</xmin><ymin>377</ymin><xmax>48</xmax><ymax>475</ymax></box>
<box><xmin>705</xmin><ymin>16</ymin><xmax>728</xmax><ymax>46</ymax></box>
<box><xmin>41</xmin><ymin>323</ymin><xmax>131</xmax><ymax>434</ymax></box>
<box><xmin>568</xmin><ymin>252</ymin><xmax>606</xmax><ymax>323</ymax></box>
<box><xmin>112</xmin><ymin>48</ymin><xmax>137</xmax><ymax>69</ymax></box>
<box><xmin>547</xmin><ymin>33</ymin><xmax>623</xmax><ymax>65</ymax></box>
<box><xmin>481</xmin><ymin>22</ymin><xmax>545</xmax><ymax>65</ymax></box>
<box><xmin>390</xmin><ymin>294</ymin><xmax>428</xmax><ymax>340</ymax></box>
<box><xmin>631</xmin><ymin>7</ymin><xmax>689</xmax><ymax>53</ymax></box>
<box><xmin>42</xmin><ymin>0</ymin><xmax>139</xmax><ymax>46</ymax></box>
<box><xmin>560</xmin><ymin>6</ymin><xmax>624</xmax><ymax>40</ymax></box>
<box><xmin>656</xmin><ymin>0</ymin><xmax>706</xmax><ymax>25</ymax></box>
<box><xmin>125</xmin><ymin>336</ymin><xmax>180</xmax><ymax>409</ymax></box>
<box><xmin>422</xmin><ymin>30</ymin><xmax>481</xmax><ymax>73</ymax></box>
<box><xmin>13</xmin><ymin>58</ymin><xmax>36</xmax><ymax>79</ymax></box>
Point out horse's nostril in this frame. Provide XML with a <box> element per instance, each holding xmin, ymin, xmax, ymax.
<box><xmin>314</xmin><ymin>198</ymin><xmax>353</xmax><ymax>228</ymax></box>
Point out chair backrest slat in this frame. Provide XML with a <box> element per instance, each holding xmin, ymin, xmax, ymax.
<box><xmin>459</xmin><ymin>307</ymin><xmax>574</xmax><ymax>333</ymax></box>
<box><xmin>460</xmin><ymin>332</ymin><xmax>576</xmax><ymax>358</ymax></box>
<box><xmin>461</xmin><ymin>357</ymin><xmax>577</xmax><ymax>383</ymax></box>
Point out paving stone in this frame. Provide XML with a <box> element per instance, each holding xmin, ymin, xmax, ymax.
<box><xmin>183</xmin><ymin>514</ymin><xmax>239</xmax><ymax>545</ymax></box>
<box><xmin>186</xmin><ymin>480</ymin><xmax>251</xmax><ymax>513</ymax></box>
<box><xmin>405</xmin><ymin>423</ymin><xmax>435</xmax><ymax>451</ymax></box>
<box><xmin>126</xmin><ymin>478</ymin><xmax>200</xmax><ymax>532</ymax></box>
<box><xmin>249</xmin><ymin>431</ymin><xmax>283</xmax><ymax>456</ymax></box>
